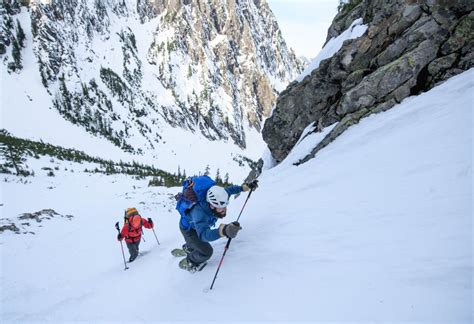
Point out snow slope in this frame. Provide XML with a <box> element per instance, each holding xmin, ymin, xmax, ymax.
<box><xmin>1</xmin><ymin>69</ymin><xmax>472</xmax><ymax>322</ymax></box>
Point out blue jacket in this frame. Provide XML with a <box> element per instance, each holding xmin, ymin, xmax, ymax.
<box><xmin>180</xmin><ymin>185</ymin><xmax>244</xmax><ymax>242</ymax></box>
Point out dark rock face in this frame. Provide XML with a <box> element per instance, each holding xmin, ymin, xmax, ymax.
<box><xmin>262</xmin><ymin>0</ymin><xmax>473</xmax><ymax>164</ymax></box>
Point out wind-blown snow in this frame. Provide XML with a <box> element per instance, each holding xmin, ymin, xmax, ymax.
<box><xmin>296</xmin><ymin>18</ymin><xmax>368</xmax><ymax>83</ymax></box>
<box><xmin>1</xmin><ymin>70</ymin><xmax>472</xmax><ymax>322</ymax></box>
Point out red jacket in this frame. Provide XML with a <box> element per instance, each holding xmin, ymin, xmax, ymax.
<box><xmin>119</xmin><ymin>216</ymin><xmax>153</xmax><ymax>243</ymax></box>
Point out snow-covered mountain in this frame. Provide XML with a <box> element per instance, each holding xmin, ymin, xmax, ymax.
<box><xmin>1</xmin><ymin>68</ymin><xmax>471</xmax><ymax>322</ymax></box>
<box><xmin>1</xmin><ymin>0</ymin><xmax>303</xmax><ymax>178</ymax></box>
<box><xmin>1</xmin><ymin>0</ymin><xmax>472</xmax><ymax>321</ymax></box>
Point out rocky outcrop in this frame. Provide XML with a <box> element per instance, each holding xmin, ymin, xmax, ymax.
<box><xmin>0</xmin><ymin>209</ymin><xmax>73</xmax><ymax>234</ymax></box>
<box><xmin>262</xmin><ymin>0</ymin><xmax>473</xmax><ymax>164</ymax></box>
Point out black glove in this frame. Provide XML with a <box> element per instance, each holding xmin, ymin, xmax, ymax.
<box><xmin>223</xmin><ymin>221</ymin><xmax>242</xmax><ymax>239</ymax></box>
<box><xmin>248</xmin><ymin>180</ymin><xmax>258</xmax><ymax>190</ymax></box>
<box><xmin>243</xmin><ymin>180</ymin><xmax>259</xmax><ymax>192</ymax></box>
<box><xmin>117</xmin><ymin>233</ymin><xmax>123</xmax><ymax>241</ymax></box>
<box><xmin>148</xmin><ymin>217</ymin><xmax>153</xmax><ymax>226</ymax></box>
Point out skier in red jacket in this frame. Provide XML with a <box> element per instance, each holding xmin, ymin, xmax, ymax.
<box><xmin>117</xmin><ymin>208</ymin><xmax>154</xmax><ymax>262</ymax></box>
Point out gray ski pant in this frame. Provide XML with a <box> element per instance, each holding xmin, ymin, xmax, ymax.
<box><xmin>126</xmin><ymin>240</ymin><xmax>140</xmax><ymax>260</ymax></box>
<box><xmin>180</xmin><ymin>227</ymin><xmax>213</xmax><ymax>265</ymax></box>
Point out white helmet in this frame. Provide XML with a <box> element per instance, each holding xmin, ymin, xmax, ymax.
<box><xmin>206</xmin><ymin>186</ymin><xmax>229</xmax><ymax>208</ymax></box>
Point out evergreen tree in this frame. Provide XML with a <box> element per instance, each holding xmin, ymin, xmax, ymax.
<box><xmin>0</xmin><ymin>142</ymin><xmax>28</xmax><ymax>176</ymax></box>
<box><xmin>148</xmin><ymin>176</ymin><xmax>164</xmax><ymax>187</ymax></box>
<box><xmin>31</xmin><ymin>14</ymin><xmax>39</xmax><ymax>36</ymax></box>
<box><xmin>215</xmin><ymin>168</ymin><xmax>221</xmax><ymax>185</ymax></box>
<box><xmin>11</xmin><ymin>38</ymin><xmax>22</xmax><ymax>70</ymax></box>
<box><xmin>4</xmin><ymin>14</ymin><xmax>13</xmax><ymax>31</ymax></box>
<box><xmin>58</xmin><ymin>74</ymin><xmax>72</xmax><ymax>112</ymax></box>
<box><xmin>16</xmin><ymin>19</ymin><xmax>26</xmax><ymax>48</ymax></box>
<box><xmin>187</xmin><ymin>65</ymin><xmax>192</xmax><ymax>78</ymax></box>
<box><xmin>204</xmin><ymin>164</ymin><xmax>210</xmax><ymax>176</ymax></box>
<box><xmin>200</xmin><ymin>87</ymin><xmax>208</xmax><ymax>103</ymax></box>
<box><xmin>338</xmin><ymin>0</ymin><xmax>344</xmax><ymax>11</ymax></box>
<box><xmin>94</xmin><ymin>110</ymin><xmax>103</xmax><ymax>131</ymax></box>
<box><xmin>223</xmin><ymin>172</ymin><xmax>229</xmax><ymax>185</ymax></box>
<box><xmin>38</xmin><ymin>57</ymin><xmax>48</xmax><ymax>87</ymax></box>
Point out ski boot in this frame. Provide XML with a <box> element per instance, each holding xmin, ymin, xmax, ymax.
<box><xmin>171</xmin><ymin>244</ymin><xmax>192</xmax><ymax>257</ymax></box>
<box><xmin>178</xmin><ymin>258</ymin><xmax>207</xmax><ymax>273</ymax></box>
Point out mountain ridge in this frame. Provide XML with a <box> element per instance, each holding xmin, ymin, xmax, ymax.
<box><xmin>1</xmin><ymin>0</ymin><xmax>303</xmax><ymax>154</ymax></box>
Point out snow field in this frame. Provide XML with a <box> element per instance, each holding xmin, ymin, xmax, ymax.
<box><xmin>1</xmin><ymin>70</ymin><xmax>472</xmax><ymax>322</ymax></box>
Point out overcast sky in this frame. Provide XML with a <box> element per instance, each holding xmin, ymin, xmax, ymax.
<box><xmin>267</xmin><ymin>0</ymin><xmax>339</xmax><ymax>59</ymax></box>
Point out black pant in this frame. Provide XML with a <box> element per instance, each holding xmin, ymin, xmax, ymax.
<box><xmin>180</xmin><ymin>227</ymin><xmax>213</xmax><ymax>265</ymax></box>
<box><xmin>126</xmin><ymin>240</ymin><xmax>140</xmax><ymax>260</ymax></box>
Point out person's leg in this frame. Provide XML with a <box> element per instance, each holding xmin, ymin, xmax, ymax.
<box><xmin>126</xmin><ymin>242</ymin><xmax>134</xmax><ymax>261</ymax></box>
<box><xmin>128</xmin><ymin>240</ymin><xmax>140</xmax><ymax>262</ymax></box>
<box><xmin>180</xmin><ymin>228</ymin><xmax>213</xmax><ymax>265</ymax></box>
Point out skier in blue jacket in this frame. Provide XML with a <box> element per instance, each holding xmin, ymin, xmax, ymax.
<box><xmin>177</xmin><ymin>181</ymin><xmax>258</xmax><ymax>272</ymax></box>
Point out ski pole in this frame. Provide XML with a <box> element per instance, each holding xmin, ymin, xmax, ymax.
<box><xmin>147</xmin><ymin>217</ymin><xmax>160</xmax><ymax>245</ymax></box>
<box><xmin>209</xmin><ymin>189</ymin><xmax>254</xmax><ymax>290</ymax></box>
<box><xmin>115</xmin><ymin>222</ymin><xmax>129</xmax><ymax>271</ymax></box>
<box><xmin>151</xmin><ymin>227</ymin><xmax>160</xmax><ymax>245</ymax></box>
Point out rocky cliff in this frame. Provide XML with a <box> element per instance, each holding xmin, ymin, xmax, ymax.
<box><xmin>262</xmin><ymin>0</ymin><xmax>473</xmax><ymax>164</ymax></box>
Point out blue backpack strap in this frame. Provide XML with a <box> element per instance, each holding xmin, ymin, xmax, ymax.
<box><xmin>180</xmin><ymin>216</ymin><xmax>191</xmax><ymax>230</ymax></box>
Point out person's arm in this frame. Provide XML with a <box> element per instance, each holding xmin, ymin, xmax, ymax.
<box><xmin>142</xmin><ymin>217</ymin><xmax>153</xmax><ymax>229</ymax></box>
<box><xmin>192</xmin><ymin>208</ymin><xmax>221</xmax><ymax>242</ymax></box>
<box><xmin>118</xmin><ymin>225</ymin><xmax>128</xmax><ymax>240</ymax></box>
<box><xmin>224</xmin><ymin>185</ymin><xmax>244</xmax><ymax>196</ymax></box>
